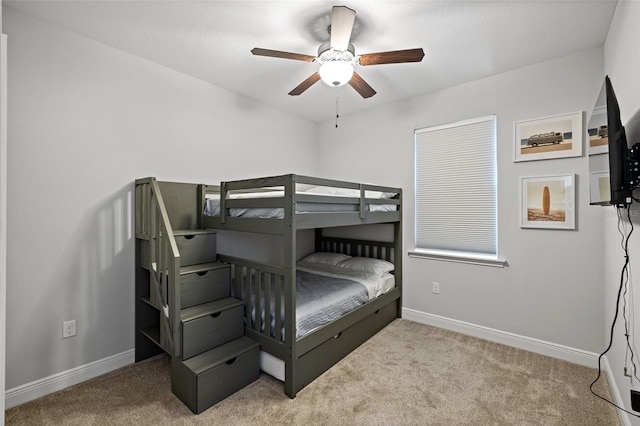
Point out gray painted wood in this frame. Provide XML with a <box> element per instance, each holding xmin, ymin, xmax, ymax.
<box><xmin>171</xmin><ymin>337</ymin><xmax>260</xmax><ymax>414</ymax></box>
<box><xmin>138</xmin><ymin>175</ymin><xmax>403</xmax><ymax>401</ymax></box>
<box><xmin>181</xmin><ymin>302</ymin><xmax>244</xmax><ymax>360</ymax></box>
<box><xmin>180</xmin><ymin>263</ymin><xmax>230</xmax><ymax>309</ymax></box>
<box><xmin>175</xmin><ymin>233</ymin><xmax>217</xmax><ymax>267</ymax></box>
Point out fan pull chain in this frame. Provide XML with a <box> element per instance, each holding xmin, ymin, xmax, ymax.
<box><xmin>335</xmin><ymin>88</ymin><xmax>339</xmax><ymax>128</ymax></box>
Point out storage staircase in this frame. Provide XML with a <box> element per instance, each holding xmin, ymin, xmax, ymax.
<box><xmin>134</xmin><ymin>178</ymin><xmax>259</xmax><ymax>414</ymax></box>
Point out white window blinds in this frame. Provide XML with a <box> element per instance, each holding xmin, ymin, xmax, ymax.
<box><xmin>414</xmin><ymin>115</ymin><xmax>497</xmax><ymax>256</ymax></box>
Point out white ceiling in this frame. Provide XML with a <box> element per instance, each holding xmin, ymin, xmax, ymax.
<box><xmin>4</xmin><ymin>0</ymin><xmax>618</xmax><ymax>123</ymax></box>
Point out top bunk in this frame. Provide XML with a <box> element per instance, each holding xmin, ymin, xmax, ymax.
<box><xmin>202</xmin><ymin>174</ymin><xmax>401</xmax><ymax>234</ymax></box>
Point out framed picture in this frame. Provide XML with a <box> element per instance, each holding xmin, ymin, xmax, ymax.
<box><xmin>514</xmin><ymin>112</ymin><xmax>583</xmax><ymax>162</ymax></box>
<box><xmin>589</xmin><ymin>170</ymin><xmax>610</xmax><ymax>205</ymax></box>
<box><xmin>587</xmin><ymin>106</ymin><xmax>609</xmax><ymax>156</ymax></box>
<box><xmin>521</xmin><ymin>174</ymin><xmax>575</xmax><ymax>229</ymax></box>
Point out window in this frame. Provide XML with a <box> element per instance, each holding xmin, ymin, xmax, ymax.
<box><xmin>412</xmin><ymin>115</ymin><xmax>504</xmax><ymax>267</ymax></box>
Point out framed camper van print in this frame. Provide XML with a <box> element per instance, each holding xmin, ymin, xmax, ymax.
<box><xmin>521</xmin><ymin>174</ymin><xmax>575</xmax><ymax>230</ymax></box>
<box><xmin>514</xmin><ymin>112</ymin><xmax>583</xmax><ymax>162</ymax></box>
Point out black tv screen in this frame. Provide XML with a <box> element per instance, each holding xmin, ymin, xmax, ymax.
<box><xmin>606</xmin><ymin>76</ymin><xmax>632</xmax><ymax>207</ymax></box>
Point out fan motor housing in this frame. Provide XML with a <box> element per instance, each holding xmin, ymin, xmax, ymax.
<box><xmin>317</xmin><ymin>42</ymin><xmax>356</xmax><ymax>64</ymax></box>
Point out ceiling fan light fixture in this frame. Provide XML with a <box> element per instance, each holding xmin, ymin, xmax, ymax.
<box><xmin>251</xmin><ymin>6</ymin><xmax>424</xmax><ymax>98</ymax></box>
<box><xmin>319</xmin><ymin>61</ymin><xmax>354</xmax><ymax>87</ymax></box>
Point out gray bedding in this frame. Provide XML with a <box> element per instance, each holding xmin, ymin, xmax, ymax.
<box><xmin>295</xmin><ymin>270</ymin><xmax>369</xmax><ymax>337</ymax></box>
<box><xmin>249</xmin><ymin>270</ymin><xmax>369</xmax><ymax>339</ymax></box>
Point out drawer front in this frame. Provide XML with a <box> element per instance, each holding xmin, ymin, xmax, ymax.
<box><xmin>182</xmin><ymin>306</ymin><xmax>244</xmax><ymax>360</ymax></box>
<box><xmin>176</xmin><ymin>234</ymin><xmax>217</xmax><ymax>267</ymax></box>
<box><xmin>296</xmin><ymin>301</ymin><xmax>397</xmax><ymax>390</ymax></box>
<box><xmin>181</xmin><ymin>267</ymin><xmax>230</xmax><ymax>309</ymax></box>
<box><xmin>197</xmin><ymin>347</ymin><xmax>260</xmax><ymax>412</ymax></box>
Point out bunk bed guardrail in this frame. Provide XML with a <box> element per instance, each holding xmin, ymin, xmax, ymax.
<box><xmin>202</xmin><ymin>174</ymin><xmax>401</xmax><ymax>233</ymax></box>
<box><xmin>216</xmin><ymin>254</ymin><xmax>288</xmax><ymax>357</ymax></box>
<box><xmin>135</xmin><ymin>177</ymin><xmax>181</xmax><ymax>359</ymax></box>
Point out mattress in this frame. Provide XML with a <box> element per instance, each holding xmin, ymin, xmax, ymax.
<box><xmin>204</xmin><ymin>186</ymin><xmax>398</xmax><ymax>218</ymax></box>
<box><xmin>248</xmin><ymin>262</ymin><xmax>395</xmax><ymax>341</ymax></box>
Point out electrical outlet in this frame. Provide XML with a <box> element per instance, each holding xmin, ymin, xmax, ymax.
<box><xmin>432</xmin><ymin>282</ymin><xmax>440</xmax><ymax>294</ymax></box>
<box><xmin>63</xmin><ymin>319</ymin><xmax>76</xmax><ymax>339</ymax></box>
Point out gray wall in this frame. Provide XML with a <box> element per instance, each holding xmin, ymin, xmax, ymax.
<box><xmin>316</xmin><ymin>48</ymin><xmax>606</xmax><ymax>353</ymax></box>
<box><xmin>3</xmin><ymin>8</ymin><xmax>317</xmax><ymax>389</ymax></box>
<box><xmin>602</xmin><ymin>1</ymin><xmax>640</xmax><ymax>424</ymax></box>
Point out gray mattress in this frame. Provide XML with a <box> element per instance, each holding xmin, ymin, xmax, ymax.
<box><xmin>249</xmin><ymin>270</ymin><xmax>369</xmax><ymax>339</ymax></box>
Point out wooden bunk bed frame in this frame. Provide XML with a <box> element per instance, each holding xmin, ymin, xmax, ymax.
<box><xmin>201</xmin><ymin>174</ymin><xmax>403</xmax><ymax>398</ymax></box>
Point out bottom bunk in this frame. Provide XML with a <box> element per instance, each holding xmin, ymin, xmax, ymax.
<box><xmin>217</xmin><ymin>235</ymin><xmax>402</xmax><ymax>398</ymax></box>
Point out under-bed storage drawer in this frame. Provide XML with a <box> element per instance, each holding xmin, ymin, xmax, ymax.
<box><xmin>296</xmin><ymin>300</ymin><xmax>398</xmax><ymax>390</ymax></box>
<box><xmin>171</xmin><ymin>336</ymin><xmax>260</xmax><ymax>414</ymax></box>
<box><xmin>181</xmin><ymin>298</ymin><xmax>244</xmax><ymax>360</ymax></box>
<box><xmin>181</xmin><ymin>265</ymin><xmax>230</xmax><ymax>309</ymax></box>
<box><xmin>175</xmin><ymin>231</ymin><xmax>217</xmax><ymax>267</ymax></box>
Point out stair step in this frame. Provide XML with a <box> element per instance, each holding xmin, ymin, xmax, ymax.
<box><xmin>181</xmin><ymin>297</ymin><xmax>243</xmax><ymax>323</ymax></box>
<box><xmin>173</xmin><ymin>231</ymin><xmax>217</xmax><ymax>267</ymax></box>
<box><xmin>180</xmin><ymin>297</ymin><xmax>244</xmax><ymax>360</ymax></box>
<box><xmin>181</xmin><ymin>336</ymin><xmax>259</xmax><ymax>374</ymax></box>
<box><xmin>180</xmin><ymin>262</ymin><xmax>231</xmax><ymax>309</ymax></box>
<box><xmin>171</xmin><ymin>337</ymin><xmax>260</xmax><ymax>414</ymax></box>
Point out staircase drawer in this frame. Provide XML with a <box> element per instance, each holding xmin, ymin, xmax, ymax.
<box><xmin>181</xmin><ymin>267</ymin><xmax>230</xmax><ymax>309</ymax></box>
<box><xmin>171</xmin><ymin>337</ymin><xmax>260</xmax><ymax>414</ymax></box>
<box><xmin>181</xmin><ymin>305</ymin><xmax>243</xmax><ymax>360</ymax></box>
<box><xmin>176</xmin><ymin>233</ymin><xmax>217</xmax><ymax>267</ymax></box>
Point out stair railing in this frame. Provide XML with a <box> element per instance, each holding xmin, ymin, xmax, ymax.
<box><xmin>135</xmin><ymin>177</ymin><xmax>182</xmax><ymax>358</ymax></box>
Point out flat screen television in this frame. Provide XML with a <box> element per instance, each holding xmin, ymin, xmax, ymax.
<box><xmin>605</xmin><ymin>76</ymin><xmax>640</xmax><ymax>207</ymax></box>
<box><xmin>605</xmin><ymin>75</ymin><xmax>631</xmax><ymax>207</ymax></box>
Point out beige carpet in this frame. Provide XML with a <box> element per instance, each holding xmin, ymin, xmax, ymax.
<box><xmin>6</xmin><ymin>319</ymin><xmax>620</xmax><ymax>425</ymax></box>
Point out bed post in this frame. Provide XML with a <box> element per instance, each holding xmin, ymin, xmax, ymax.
<box><xmin>283</xmin><ymin>175</ymin><xmax>298</xmax><ymax>398</ymax></box>
<box><xmin>395</xmin><ymin>189</ymin><xmax>403</xmax><ymax>318</ymax></box>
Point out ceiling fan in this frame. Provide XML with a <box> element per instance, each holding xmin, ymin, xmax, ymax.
<box><xmin>251</xmin><ymin>5</ymin><xmax>425</xmax><ymax>99</ymax></box>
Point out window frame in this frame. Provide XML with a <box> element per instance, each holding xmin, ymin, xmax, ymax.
<box><xmin>410</xmin><ymin>115</ymin><xmax>506</xmax><ymax>268</ymax></box>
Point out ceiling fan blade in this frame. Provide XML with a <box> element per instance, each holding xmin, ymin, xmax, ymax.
<box><xmin>359</xmin><ymin>48</ymin><xmax>425</xmax><ymax>66</ymax></box>
<box><xmin>348</xmin><ymin>72</ymin><xmax>376</xmax><ymax>99</ymax></box>
<box><xmin>289</xmin><ymin>73</ymin><xmax>321</xmax><ymax>96</ymax></box>
<box><xmin>330</xmin><ymin>6</ymin><xmax>356</xmax><ymax>51</ymax></box>
<box><xmin>251</xmin><ymin>48</ymin><xmax>315</xmax><ymax>62</ymax></box>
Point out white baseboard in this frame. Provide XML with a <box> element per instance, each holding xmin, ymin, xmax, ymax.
<box><xmin>5</xmin><ymin>349</ymin><xmax>135</xmax><ymax>409</ymax></box>
<box><xmin>402</xmin><ymin>308</ymin><xmax>600</xmax><ymax>367</ymax></box>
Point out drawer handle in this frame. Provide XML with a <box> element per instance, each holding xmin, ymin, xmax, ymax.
<box><xmin>197</xmin><ymin>271</ymin><xmax>209</xmax><ymax>277</ymax></box>
<box><xmin>184</xmin><ymin>235</ymin><xmax>195</xmax><ymax>240</ymax></box>
<box><xmin>225</xmin><ymin>357</ymin><xmax>237</xmax><ymax>365</ymax></box>
<box><xmin>210</xmin><ymin>312</ymin><xmax>222</xmax><ymax>318</ymax></box>
<box><xmin>333</xmin><ymin>332</ymin><xmax>342</xmax><ymax>339</ymax></box>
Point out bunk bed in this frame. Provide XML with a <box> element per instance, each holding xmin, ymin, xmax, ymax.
<box><xmin>201</xmin><ymin>174</ymin><xmax>403</xmax><ymax>398</ymax></box>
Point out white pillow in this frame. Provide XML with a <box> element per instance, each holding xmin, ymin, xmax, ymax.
<box><xmin>300</xmin><ymin>252</ymin><xmax>352</xmax><ymax>266</ymax></box>
<box><xmin>336</xmin><ymin>257</ymin><xmax>395</xmax><ymax>276</ymax></box>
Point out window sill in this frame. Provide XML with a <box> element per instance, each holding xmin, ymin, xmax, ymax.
<box><xmin>408</xmin><ymin>250</ymin><xmax>507</xmax><ymax>268</ymax></box>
